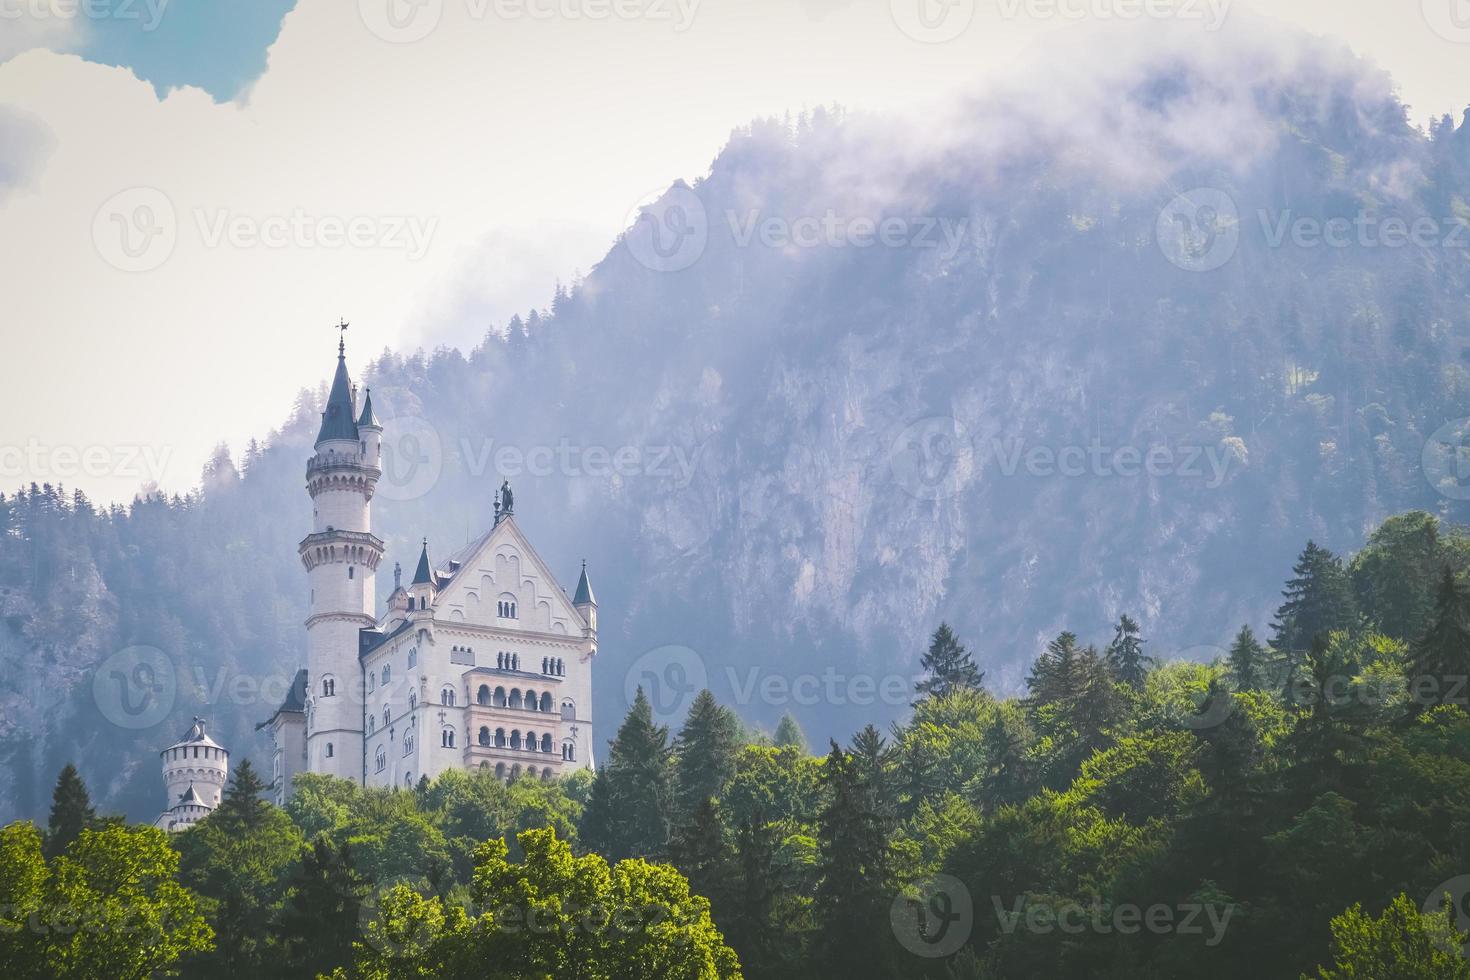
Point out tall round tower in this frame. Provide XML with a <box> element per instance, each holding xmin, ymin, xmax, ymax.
<box><xmin>300</xmin><ymin>329</ymin><xmax>383</xmax><ymax>782</ymax></box>
<box><xmin>157</xmin><ymin>717</ymin><xmax>229</xmax><ymax>831</ymax></box>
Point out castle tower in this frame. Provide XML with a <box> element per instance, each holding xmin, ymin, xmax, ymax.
<box><xmin>573</xmin><ymin>560</ymin><xmax>597</xmax><ymax>638</ymax></box>
<box><xmin>155</xmin><ymin>717</ymin><xmax>229</xmax><ymax>832</ymax></box>
<box><xmin>299</xmin><ymin>328</ymin><xmax>383</xmax><ymax>782</ymax></box>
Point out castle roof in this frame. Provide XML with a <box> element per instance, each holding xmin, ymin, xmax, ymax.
<box><xmin>255</xmin><ymin>668</ymin><xmax>308</xmax><ymax>730</ymax></box>
<box><xmin>315</xmin><ymin>350</ymin><xmax>359</xmax><ymax>445</ymax></box>
<box><xmin>177</xmin><ymin>783</ymin><xmax>202</xmax><ymax>805</ymax></box>
<box><xmin>167</xmin><ymin>717</ymin><xmax>222</xmax><ymax>751</ymax></box>
<box><xmin>412</xmin><ymin>540</ymin><xmax>434</xmax><ymax>586</ymax></box>
<box><xmin>573</xmin><ymin>561</ymin><xmax>596</xmax><ymax>606</ymax></box>
<box><xmin>357</xmin><ymin>388</ymin><xmax>379</xmax><ymax>429</ymax></box>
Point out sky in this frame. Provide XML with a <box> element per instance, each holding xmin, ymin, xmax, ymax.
<box><xmin>2</xmin><ymin>0</ymin><xmax>1469</xmax><ymax>504</ymax></box>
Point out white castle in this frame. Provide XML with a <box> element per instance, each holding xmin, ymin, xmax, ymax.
<box><xmin>154</xmin><ymin>717</ymin><xmax>229</xmax><ymax>832</ymax></box>
<box><xmin>255</xmin><ymin>336</ymin><xmax>598</xmax><ymax>805</ymax></box>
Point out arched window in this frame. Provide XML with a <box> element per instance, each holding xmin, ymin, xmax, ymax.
<box><xmin>442</xmin><ymin>728</ymin><xmax>455</xmax><ymax>748</ymax></box>
<box><xmin>494</xmin><ymin>686</ymin><xmax>507</xmax><ymax>707</ymax></box>
<box><xmin>560</xmin><ymin>699</ymin><xmax>575</xmax><ymax>721</ymax></box>
<box><xmin>368</xmin><ymin>715</ymin><xmax>377</xmax><ymax>735</ymax></box>
<box><xmin>404</xmin><ymin>732</ymin><xmax>415</xmax><ymax>756</ymax></box>
<box><xmin>408</xmin><ymin>691</ymin><xmax>417</xmax><ymax>711</ymax></box>
<box><xmin>524</xmin><ymin>689</ymin><xmax>537</xmax><ymax>711</ymax></box>
<box><xmin>525</xmin><ymin>730</ymin><xmax>537</xmax><ymax>751</ymax></box>
<box><xmin>562</xmin><ymin>741</ymin><xmax>574</xmax><ymax>761</ymax></box>
<box><xmin>382</xmin><ymin>706</ymin><xmax>391</xmax><ymax>729</ymax></box>
<box><xmin>408</xmin><ymin>648</ymin><xmax>417</xmax><ymax>668</ymax></box>
<box><xmin>348</xmin><ymin>566</ymin><xmax>354</xmax><ymax>580</ymax></box>
<box><xmin>382</xmin><ymin>664</ymin><xmax>391</xmax><ymax>685</ymax></box>
<box><xmin>495</xmin><ymin>728</ymin><xmax>507</xmax><ymax>748</ymax></box>
<box><xmin>542</xmin><ymin>656</ymin><xmax>549</xmax><ymax>673</ymax></box>
<box><xmin>478</xmin><ymin>726</ymin><xmax>491</xmax><ymax>747</ymax></box>
<box><xmin>495</xmin><ymin>763</ymin><xmax>506</xmax><ymax>779</ymax></box>
<box><xmin>540</xmin><ymin>692</ymin><xmax>553</xmax><ymax>713</ymax></box>
<box><xmin>322</xmin><ymin>676</ymin><xmax>336</xmax><ymax>697</ymax></box>
<box><xmin>442</xmin><ymin>686</ymin><xmax>456</xmax><ymax>706</ymax></box>
<box><xmin>540</xmin><ymin>733</ymin><xmax>553</xmax><ymax>754</ymax></box>
<box><xmin>368</xmin><ymin>672</ymin><xmax>376</xmax><ymax>693</ymax></box>
<box><xmin>325</xmin><ymin>742</ymin><xmax>334</xmax><ymax>759</ymax></box>
<box><xmin>498</xmin><ymin>594</ymin><xmax>518</xmax><ymax>619</ymax></box>
<box><xmin>477</xmin><ymin>684</ymin><xmax>491</xmax><ymax>706</ymax></box>
<box><xmin>375</xmin><ymin>747</ymin><xmax>386</xmax><ymax>772</ymax></box>
<box><xmin>405</xmin><ymin>772</ymin><xmax>413</xmax><ymax>788</ymax></box>
<box><xmin>510</xmin><ymin>730</ymin><xmax>522</xmax><ymax>751</ymax></box>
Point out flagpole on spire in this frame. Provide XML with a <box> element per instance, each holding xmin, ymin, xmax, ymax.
<box><xmin>337</xmin><ymin>318</ymin><xmax>349</xmax><ymax>357</ymax></box>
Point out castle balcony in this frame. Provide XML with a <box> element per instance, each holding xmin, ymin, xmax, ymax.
<box><xmin>462</xmin><ymin>739</ymin><xmax>565</xmax><ymax>781</ymax></box>
<box><xmin>298</xmin><ymin>529</ymin><xmax>385</xmax><ymax>571</ymax></box>
<box><xmin>306</xmin><ymin>451</ymin><xmax>381</xmax><ymax>478</ymax></box>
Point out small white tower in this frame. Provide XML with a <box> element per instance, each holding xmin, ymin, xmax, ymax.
<box><xmin>155</xmin><ymin>717</ymin><xmax>229</xmax><ymax>832</ymax></box>
<box><xmin>300</xmin><ymin>324</ymin><xmax>383</xmax><ymax>783</ymax></box>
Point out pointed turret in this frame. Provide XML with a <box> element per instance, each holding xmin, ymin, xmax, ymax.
<box><xmin>357</xmin><ymin>387</ymin><xmax>379</xmax><ymax>429</ymax></box>
<box><xmin>573</xmin><ymin>560</ymin><xmax>596</xmax><ymax>606</ymax></box>
<box><xmin>412</xmin><ymin>539</ymin><xmax>433</xmax><ymax>585</ymax></box>
<box><xmin>573</xmin><ymin>559</ymin><xmax>597</xmax><ymax>636</ymax></box>
<box><xmin>315</xmin><ymin>346</ymin><xmax>360</xmax><ymax>446</ymax></box>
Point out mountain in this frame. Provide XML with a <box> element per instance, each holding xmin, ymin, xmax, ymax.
<box><xmin>5</xmin><ymin>28</ymin><xmax>1470</xmax><ymax>821</ymax></box>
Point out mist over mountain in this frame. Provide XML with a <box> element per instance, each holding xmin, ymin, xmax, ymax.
<box><xmin>5</xmin><ymin>25</ymin><xmax>1470</xmax><ymax>821</ymax></box>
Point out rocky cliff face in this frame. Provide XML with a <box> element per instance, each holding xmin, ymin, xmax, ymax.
<box><xmin>6</xmin><ymin>32</ymin><xmax>1470</xmax><ymax>820</ymax></box>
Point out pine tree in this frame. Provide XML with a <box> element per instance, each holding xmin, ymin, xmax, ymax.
<box><xmin>914</xmin><ymin>623</ymin><xmax>984</xmax><ymax>701</ymax></box>
<box><xmin>278</xmin><ymin>839</ymin><xmax>368</xmax><ymax>978</ymax></box>
<box><xmin>1226</xmin><ymin>624</ymin><xmax>1266</xmax><ymax>691</ymax></box>
<box><xmin>673</xmin><ymin>689</ymin><xmax>743</xmax><ymax>824</ymax></box>
<box><xmin>1406</xmin><ymin>567</ymin><xmax>1470</xmax><ymax>715</ymax></box>
<box><xmin>814</xmin><ymin>738</ymin><xmax>896</xmax><ymax>980</ymax></box>
<box><xmin>1104</xmin><ymin>614</ymin><xmax>1152</xmax><ymax>689</ymax></box>
<box><xmin>977</xmin><ymin>709</ymin><xmax>1034</xmax><ymax>814</ymax></box>
<box><xmin>45</xmin><ymin>763</ymin><xmax>95</xmax><ymax>858</ymax></box>
<box><xmin>670</xmin><ymin>795</ymin><xmax>734</xmax><ymax>912</ymax></box>
<box><xmin>214</xmin><ymin>758</ymin><xmax>271</xmax><ymax>835</ymax></box>
<box><xmin>773</xmin><ymin>712</ymin><xmax>808</xmax><ymax>752</ymax></box>
<box><xmin>1025</xmin><ymin>632</ymin><xmax>1082</xmax><ymax>710</ymax></box>
<box><xmin>1272</xmin><ymin>541</ymin><xmax>1361</xmax><ymax>654</ymax></box>
<box><xmin>582</xmin><ymin>688</ymin><xmax>674</xmax><ymax>861</ymax></box>
<box><xmin>727</xmin><ymin>815</ymin><xmax>786</xmax><ymax>979</ymax></box>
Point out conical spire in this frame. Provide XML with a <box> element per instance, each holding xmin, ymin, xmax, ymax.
<box><xmin>357</xmin><ymin>387</ymin><xmax>379</xmax><ymax>429</ymax></box>
<box><xmin>412</xmin><ymin>538</ymin><xmax>433</xmax><ymax>586</ymax></box>
<box><xmin>573</xmin><ymin>559</ymin><xmax>596</xmax><ymax>606</ymax></box>
<box><xmin>315</xmin><ymin>343</ymin><xmax>360</xmax><ymax>445</ymax></box>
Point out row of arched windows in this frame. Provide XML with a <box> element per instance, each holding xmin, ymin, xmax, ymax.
<box><xmin>475</xmin><ymin>685</ymin><xmax>558</xmax><ymax>713</ymax></box>
<box><xmin>475</xmin><ymin>727</ymin><xmax>557</xmax><ymax>754</ymax></box>
<box><xmin>541</xmin><ymin>657</ymin><xmax>565</xmax><ymax>676</ymax></box>
<box><xmin>481</xmin><ymin>762</ymin><xmax>554</xmax><ymax>781</ymax></box>
<box><xmin>497</xmin><ymin>652</ymin><xmax>521</xmax><ymax>671</ymax></box>
<box><xmin>497</xmin><ymin>599</ymin><xmax>518</xmax><ymax>619</ymax></box>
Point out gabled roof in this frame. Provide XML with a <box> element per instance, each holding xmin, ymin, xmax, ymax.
<box><xmin>315</xmin><ymin>352</ymin><xmax>359</xmax><ymax>445</ymax></box>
